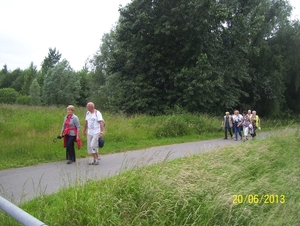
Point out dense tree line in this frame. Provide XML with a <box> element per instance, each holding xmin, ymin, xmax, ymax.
<box><xmin>1</xmin><ymin>0</ymin><xmax>300</xmax><ymax>117</ymax></box>
<box><xmin>0</xmin><ymin>48</ymin><xmax>91</xmax><ymax>107</ymax></box>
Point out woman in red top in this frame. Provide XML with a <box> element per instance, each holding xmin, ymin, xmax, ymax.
<box><xmin>60</xmin><ymin>105</ymin><xmax>81</xmax><ymax>164</ymax></box>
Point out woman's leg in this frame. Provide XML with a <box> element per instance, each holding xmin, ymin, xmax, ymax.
<box><xmin>238</xmin><ymin>126</ymin><xmax>242</xmax><ymax>140</ymax></box>
<box><xmin>243</xmin><ymin>126</ymin><xmax>249</xmax><ymax>140</ymax></box>
<box><xmin>224</xmin><ymin>127</ymin><xmax>228</xmax><ymax>139</ymax></box>
<box><xmin>252</xmin><ymin>125</ymin><xmax>257</xmax><ymax>137</ymax></box>
<box><xmin>249</xmin><ymin>124</ymin><xmax>253</xmax><ymax>135</ymax></box>
<box><xmin>234</xmin><ymin>125</ymin><xmax>238</xmax><ymax>140</ymax></box>
<box><xmin>229</xmin><ymin>127</ymin><xmax>233</xmax><ymax>138</ymax></box>
<box><xmin>66</xmin><ymin>135</ymin><xmax>76</xmax><ymax>163</ymax></box>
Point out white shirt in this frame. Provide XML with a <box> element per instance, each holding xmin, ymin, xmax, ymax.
<box><xmin>85</xmin><ymin>110</ymin><xmax>104</xmax><ymax>135</ymax></box>
<box><xmin>232</xmin><ymin>114</ymin><xmax>243</xmax><ymax>123</ymax></box>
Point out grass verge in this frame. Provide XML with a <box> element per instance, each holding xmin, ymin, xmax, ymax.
<box><xmin>1</xmin><ymin>128</ymin><xmax>299</xmax><ymax>225</ymax></box>
<box><xmin>0</xmin><ymin>104</ymin><xmax>298</xmax><ymax>170</ymax></box>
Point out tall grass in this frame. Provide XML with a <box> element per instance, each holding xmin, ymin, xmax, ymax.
<box><xmin>0</xmin><ymin>104</ymin><xmax>221</xmax><ymax>170</ymax></box>
<box><xmin>1</xmin><ymin>128</ymin><xmax>299</xmax><ymax>225</ymax></box>
<box><xmin>0</xmin><ymin>104</ymin><xmax>298</xmax><ymax>170</ymax></box>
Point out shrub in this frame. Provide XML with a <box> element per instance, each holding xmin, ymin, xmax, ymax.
<box><xmin>155</xmin><ymin>115</ymin><xmax>191</xmax><ymax>138</ymax></box>
<box><xmin>15</xmin><ymin>95</ymin><xmax>31</xmax><ymax>105</ymax></box>
<box><xmin>0</xmin><ymin>88</ymin><xmax>19</xmax><ymax>104</ymax></box>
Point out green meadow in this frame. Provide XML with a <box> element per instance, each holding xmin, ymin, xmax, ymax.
<box><xmin>0</xmin><ymin>104</ymin><xmax>228</xmax><ymax>170</ymax></box>
<box><xmin>0</xmin><ymin>104</ymin><xmax>297</xmax><ymax>170</ymax></box>
<box><xmin>0</xmin><ymin>104</ymin><xmax>299</xmax><ymax>225</ymax></box>
<box><xmin>1</xmin><ymin>127</ymin><xmax>299</xmax><ymax>225</ymax></box>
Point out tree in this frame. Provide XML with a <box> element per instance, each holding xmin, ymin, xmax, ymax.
<box><xmin>41</xmin><ymin>48</ymin><xmax>62</xmax><ymax>75</ymax></box>
<box><xmin>21</xmin><ymin>62</ymin><xmax>37</xmax><ymax>95</ymax></box>
<box><xmin>29</xmin><ymin>78</ymin><xmax>41</xmax><ymax>106</ymax></box>
<box><xmin>0</xmin><ymin>68</ymin><xmax>23</xmax><ymax>90</ymax></box>
<box><xmin>0</xmin><ymin>65</ymin><xmax>8</xmax><ymax>87</ymax></box>
<box><xmin>92</xmin><ymin>0</ymin><xmax>298</xmax><ymax>116</ymax></box>
<box><xmin>0</xmin><ymin>88</ymin><xmax>19</xmax><ymax>104</ymax></box>
<box><xmin>259</xmin><ymin>20</ymin><xmax>300</xmax><ymax>116</ymax></box>
<box><xmin>283</xmin><ymin>21</ymin><xmax>300</xmax><ymax>113</ymax></box>
<box><xmin>92</xmin><ymin>30</ymin><xmax>118</xmax><ymax>85</ymax></box>
<box><xmin>39</xmin><ymin>48</ymin><xmax>62</xmax><ymax>87</ymax></box>
<box><xmin>90</xmin><ymin>30</ymin><xmax>119</xmax><ymax>110</ymax></box>
<box><xmin>237</xmin><ymin>0</ymin><xmax>294</xmax><ymax>116</ymax></box>
<box><xmin>108</xmin><ymin>0</ymin><xmax>229</xmax><ymax>114</ymax></box>
<box><xmin>76</xmin><ymin>67</ymin><xmax>90</xmax><ymax>106</ymax></box>
<box><xmin>42</xmin><ymin>60</ymin><xmax>81</xmax><ymax>106</ymax></box>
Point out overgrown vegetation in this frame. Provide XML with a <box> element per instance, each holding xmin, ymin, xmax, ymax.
<box><xmin>0</xmin><ymin>104</ymin><xmax>222</xmax><ymax>170</ymax></box>
<box><xmin>1</xmin><ymin>128</ymin><xmax>299</xmax><ymax>225</ymax></box>
<box><xmin>0</xmin><ymin>104</ymin><xmax>298</xmax><ymax>171</ymax></box>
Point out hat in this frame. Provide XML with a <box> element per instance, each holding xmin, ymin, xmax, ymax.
<box><xmin>225</xmin><ymin>112</ymin><xmax>229</xmax><ymax>114</ymax></box>
<box><xmin>98</xmin><ymin>137</ymin><xmax>105</xmax><ymax>148</ymax></box>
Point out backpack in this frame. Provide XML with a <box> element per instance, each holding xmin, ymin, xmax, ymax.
<box><xmin>87</xmin><ymin>110</ymin><xmax>105</xmax><ymax>126</ymax></box>
<box><xmin>95</xmin><ymin>110</ymin><xmax>105</xmax><ymax>126</ymax></box>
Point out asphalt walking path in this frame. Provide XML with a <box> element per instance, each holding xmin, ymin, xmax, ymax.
<box><xmin>0</xmin><ymin>132</ymin><xmax>270</xmax><ymax>205</ymax></box>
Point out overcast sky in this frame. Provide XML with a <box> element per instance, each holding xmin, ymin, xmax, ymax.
<box><xmin>0</xmin><ymin>0</ymin><xmax>300</xmax><ymax>72</ymax></box>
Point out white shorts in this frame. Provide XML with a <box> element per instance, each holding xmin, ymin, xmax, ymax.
<box><xmin>243</xmin><ymin>126</ymin><xmax>249</xmax><ymax>136</ymax></box>
<box><xmin>87</xmin><ymin>133</ymin><xmax>99</xmax><ymax>154</ymax></box>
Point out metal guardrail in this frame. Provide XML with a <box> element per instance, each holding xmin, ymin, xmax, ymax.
<box><xmin>0</xmin><ymin>195</ymin><xmax>47</xmax><ymax>226</ymax></box>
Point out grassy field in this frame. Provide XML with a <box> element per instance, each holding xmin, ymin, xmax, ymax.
<box><xmin>0</xmin><ymin>104</ymin><xmax>235</xmax><ymax>170</ymax></box>
<box><xmin>0</xmin><ymin>104</ymin><xmax>298</xmax><ymax>171</ymax></box>
<box><xmin>1</xmin><ymin>128</ymin><xmax>299</xmax><ymax>225</ymax></box>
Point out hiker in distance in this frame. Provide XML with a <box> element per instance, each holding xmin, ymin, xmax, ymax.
<box><xmin>232</xmin><ymin>110</ymin><xmax>243</xmax><ymax>141</ymax></box>
<box><xmin>250</xmin><ymin>110</ymin><xmax>261</xmax><ymax>138</ymax></box>
<box><xmin>83</xmin><ymin>102</ymin><xmax>105</xmax><ymax>165</ymax></box>
<box><xmin>221</xmin><ymin>111</ymin><xmax>233</xmax><ymax>139</ymax></box>
<box><xmin>60</xmin><ymin>105</ymin><xmax>81</xmax><ymax>164</ymax></box>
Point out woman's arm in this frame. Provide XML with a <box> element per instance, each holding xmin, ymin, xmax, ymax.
<box><xmin>74</xmin><ymin>116</ymin><xmax>80</xmax><ymax>137</ymax></box>
<box><xmin>61</xmin><ymin>117</ymin><xmax>66</xmax><ymax>136</ymax></box>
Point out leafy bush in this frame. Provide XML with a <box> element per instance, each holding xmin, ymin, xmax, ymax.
<box><xmin>15</xmin><ymin>95</ymin><xmax>31</xmax><ymax>105</ymax></box>
<box><xmin>0</xmin><ymin>88</ymin><xmax>19</xmax><ymax>104</ymax></box>
<box><xmin>154</xmin><ymin>114</ymin><xmax>221</xmax><ymax>138</ymax></box>
<box><xmin>155</xmin><ymin>115</ymin><xmax>191</xmax><ymax>138</ymax></box>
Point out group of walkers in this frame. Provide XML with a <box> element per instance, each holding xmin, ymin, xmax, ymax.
<box><xmin>221</xmin><ymin>110</ymin><xmax>261</xmax><ymax>141</ymax></box>
<box><xmin>59</xmin><ymin>104</ymin><xmax>261</xmax><ymax>165</ymax></box>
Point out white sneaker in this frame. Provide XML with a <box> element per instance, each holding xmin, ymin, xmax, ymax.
<box><xmin>89</xmin><ymin>160</ymin><xmax>99</xmax><ymax>165</ymax></box>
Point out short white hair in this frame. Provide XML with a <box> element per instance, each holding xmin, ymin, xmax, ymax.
<box><xmin>87</xmin><ymin>102</ymin><xmax>94</xmax><ymax>108</ymax></box>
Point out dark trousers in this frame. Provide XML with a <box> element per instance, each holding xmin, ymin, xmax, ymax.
<box><xmin>224</xmin><ymin>127</ymin><xmax>233</xmax><ymax>139</ymax></box>
<box><xmin>66</xmin><ymin>135</ymin><xmax>76</xmax><ymax>162</ymax></box>
<box><xmin>234</xmin><ymin>125</ymin><xmax>242</xmax><ymax>140</ymax></box>
<box><xmin>251</xmin><ymin>125</ymin><xmax>257</xmax><ymax>137</ymax></box>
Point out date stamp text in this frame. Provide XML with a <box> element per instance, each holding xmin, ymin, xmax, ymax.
<box><xmin>232</xmin><ymin>194</ymin><xmax>285</xmax><ymax>204</ymax></box>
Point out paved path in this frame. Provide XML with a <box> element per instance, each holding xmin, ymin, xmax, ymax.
<box><xmin>0</xmin><ymin>134</ymin><xmax>268</xmax><ymax>205</ymax></box>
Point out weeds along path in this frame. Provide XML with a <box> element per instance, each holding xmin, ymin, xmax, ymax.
<box><xmin>0</xmin><ymin>130</ymin><xmax>277</xmax><ymax>205</ymax></box>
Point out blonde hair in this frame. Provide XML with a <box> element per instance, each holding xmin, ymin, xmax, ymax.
<box><xmin>67</xmin><ymin>105</ymin><xmax>75</xmax><ymax>111</ymax></box>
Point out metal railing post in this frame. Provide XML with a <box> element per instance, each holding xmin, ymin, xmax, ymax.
<box><xmin>0</xmin><ymin>195</ymin><xmax>47</xmax><ymax>226</ymax></box>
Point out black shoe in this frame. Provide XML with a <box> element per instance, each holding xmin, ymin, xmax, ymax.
<box><xmin>223</xmin><ymin>138</ymin><xmax>227</xmax><ymax>140</ymax></box>
<box><xmin>67</xmin><ymin>160</ymin><xmax>72</xmax><ymax>164</ymax></box>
